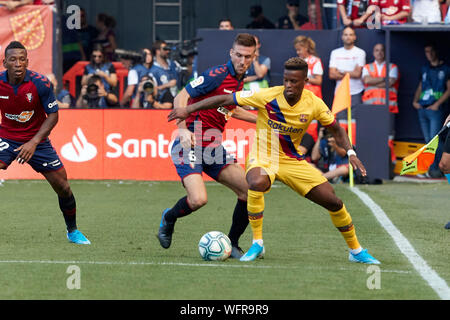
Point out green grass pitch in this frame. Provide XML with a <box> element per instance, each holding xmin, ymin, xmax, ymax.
<box><xmin>0</xmin><ymin>179</ymin><xmax>448</xmax><ymax>300</ymax></box>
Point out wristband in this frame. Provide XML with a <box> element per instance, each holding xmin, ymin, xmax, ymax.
<box><xmin>347</xmin><ymin>149</ymin><xmax>356</xmax><ymax>157</ymax></box>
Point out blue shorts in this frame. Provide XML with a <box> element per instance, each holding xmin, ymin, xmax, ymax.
<box><xmin>170</xmin><ymin>138</ymin><xmax>236</xmax><ymax>181</ymax></box>
<box><xmin>0</xmin><ymin>137</ymin><xmax>64</xmax><ymax>172</ymax></box>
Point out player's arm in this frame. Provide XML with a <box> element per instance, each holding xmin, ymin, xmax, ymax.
<box><xmin>231</xmin><ymin>106</ymin><xmax>257</xmax><ymax>123</ymax></box>
<box><xmin>14</xmin><ymin>112</ymin><xmax>58</xmax><ymax>165</ymax></box>
<box><xmin>168</xmin><ymin>93</ymin><xmax>234</xmax><ymax>122</ymax></box>
<box><xmin>326</xmin><ymin>121</ymin><xmax>367</xmax><ymax>176</ymax></box>
<box><xmin>173</xmin><ymin>87</ymin><xmax>196</xmax><ymax>148</ymax></box>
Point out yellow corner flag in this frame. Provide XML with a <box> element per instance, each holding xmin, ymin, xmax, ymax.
<box><xmin>400</xmin><ymin>134</ymin><xmax>439</xmax><ymax>175</ymax></box>
<box><xmin>331</xmin><ymin>73</ymin><xmax>351</xmax><ymax>115</ymax></box>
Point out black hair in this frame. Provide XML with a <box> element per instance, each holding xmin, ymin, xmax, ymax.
<box><xmin>284</xmin><ymin>57</ymin><xmax>308</xmax><ymax>74</ymax></box>
<box><xmin>4</xmin><ymin>41</ymin><xmax>26</xmax><ymax>57</ymax></box>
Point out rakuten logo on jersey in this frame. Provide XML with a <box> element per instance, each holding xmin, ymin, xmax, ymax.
<box><xmin>61</xmin><ymin>128</ymin><xmax>97</xmax><ymax>162</ymax></box>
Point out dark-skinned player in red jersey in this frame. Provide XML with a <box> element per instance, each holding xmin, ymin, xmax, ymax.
<box><xmin>0</xmin><ymin>41</ymin><xmax>90</xmax><ymax>244</ymax></box>
<box><xmin>157</xmin><ymin>33</ymin><xmax>257</xmax><ymax>258</ymax></box>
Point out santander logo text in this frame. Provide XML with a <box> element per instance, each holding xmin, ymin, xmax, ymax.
<box><xmin>61</xmin><ymin>128</ymin><xmax>98</xmax><ymax>162</ymax></box>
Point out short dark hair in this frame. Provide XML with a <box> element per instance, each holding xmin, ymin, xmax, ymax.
<box><xmin>284</xmin><ymin>57</ymin><xmax>308</xmax><ymax>73</ymax></box>
<box><xmin>233</xmin><ymin>33</ymin><xmax>256</xmax><ymax>48</ymax></box>
<box><xmin>151</xmin><ymin>40</ymin><xmax>166</xmax><ymax>55</ymax></box>
<box><xmin>88</xmin><ymin>74</ymin><xmax>102</xmax><ymax>86</ymax></box>
<box><xmin>5</xmin><ymin>41</ymin><xmax>26</xmax><ymax>57</ymax></box>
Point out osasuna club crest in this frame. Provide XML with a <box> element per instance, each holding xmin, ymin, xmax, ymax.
<box><xmin>26</xmin><ymin>93</ymin><xmax>33</xmax><ymax>103</ymax></box>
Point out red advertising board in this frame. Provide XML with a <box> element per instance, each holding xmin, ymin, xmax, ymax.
<box><xmin>1</xmin><ymin>110</ymin><xmax>346</xmax><ymax>181</ymax></box>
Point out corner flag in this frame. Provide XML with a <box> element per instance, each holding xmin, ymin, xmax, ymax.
<box><xmin>400</xmin><ymin>122</ymin><xmax>450</xmax><ymax>176</ymax></box>
<box><xmin>331</xmin><ymin>73</ymin><xmax>351</xmax><ymax>115</ymax></box>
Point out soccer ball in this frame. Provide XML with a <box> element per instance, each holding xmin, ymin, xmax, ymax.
<box><xmin>198</xmin><ymin>231</ymin><xmax>232</xmax><ymax>261</ymax></box>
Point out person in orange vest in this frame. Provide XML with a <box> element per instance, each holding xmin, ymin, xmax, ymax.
<box><xmin>362</xmin><ymin>43</ymin><xmax>399</xmax><ymax>172</ymax></box>
<box><xmin>293</xmin><ymin>35</ymin><xmax>323</xmax><ymax>98</ymax></box>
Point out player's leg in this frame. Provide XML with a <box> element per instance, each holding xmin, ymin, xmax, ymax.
<box><xmin>305</xmin><ymin>182</ymin><xmax>380</xmax><ymax>264</ymax></box>
<box><xmin>239</xmin><ymin>166</ymin><xmax>273</xmax><ymax>261</ymax></box>
<box><xmin>216</xmin><ymin>163</ymin><xmax>249</xmax><ymax>258</ymax></box>
<box><xmin>41</xmin><ymin>168</ymin><xmax>90</xmax><ymax>244</ymax></box>
<box><xmin>158</xmin><ymin>173</ymin><xmax>207</xmax><ymax>249</ymax></box>
<box><xmin>28</xmin><ymin>139</ymin><xmax>89</xmax><ymax>244</ymax></box>
<box><xmin>439</xmin><ymin>130</ymin><xmax>450</xmax><ymax>229</ymax></box>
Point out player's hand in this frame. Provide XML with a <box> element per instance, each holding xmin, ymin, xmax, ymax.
<box><xmin>14</xmin><ymin>141</ymin><xmax>38</xmax><ymax>165</ymax></box>
<box><xmin>168</xmin><ymin>107</ymin><xmax>189</xmax><ymax>122</ymax></box>
<box><xmin>349</xmin><ymin>155</ymin><xmax>367</xmax><ymax>177</ymax></box>
<box><xmin>179</xmin><ymin>129</ymin><xmax>195</xmax><ymax>149</ymax></box>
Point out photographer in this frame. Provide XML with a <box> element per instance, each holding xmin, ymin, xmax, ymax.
<box><xmin>311</xmin><ymin>127</ymin><xmax>350</xmax><ymax>183</ymax></box>
<box><xmin>120</xmin><ymin>48</ymin><xmax>154</xmax><ymax>107</ymax></box>
<box><xmin>81</xmin><ymin>45</ymin><xmax>117</xmax><ymax>91</ymax></box>
<box><xmin>131</xmin><ymin>76</ymin><xmax>173</xmax><ymax>109</ymax></box>
<box><xmin>76</xmin><ymin>75</ymin><xmax>118</xmax><ymax>108</ymax></box>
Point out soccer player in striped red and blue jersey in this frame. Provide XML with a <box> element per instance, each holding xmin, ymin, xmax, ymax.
<box><xmin>157</xmin><ymin>34</ymin><xmax>257</xmax><ymax>258</ymax></box>
<box><xmin>0</xmin><ymin>41</ymin><xmax>90</xmax><ymax>244</ymax></box>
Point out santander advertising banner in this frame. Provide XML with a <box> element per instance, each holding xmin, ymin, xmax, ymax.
<box><xmin>1</xmin><ymin>110</ymin><xmax>259</xmax><ymax>181</ymax></box>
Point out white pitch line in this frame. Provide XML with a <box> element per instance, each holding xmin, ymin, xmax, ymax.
<box><xmin>0</xmin><ymin>259</ymin><xmax>411</xmax><ymax>274</ymax></box>
<box><xmin>351</xmin><ymin>187</ymin><xmax>450</xmax><ymax>300</ymax></box>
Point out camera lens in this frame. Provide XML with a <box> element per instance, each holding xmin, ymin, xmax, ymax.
<box><xmin>143</xmin><ymin>80</ymin><xmax>154</xmax><ymax>94</ymax></box>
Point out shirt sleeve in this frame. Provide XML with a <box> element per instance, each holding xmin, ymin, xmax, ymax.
<box><xmin>184</xmin><ymin>66</ymin><xmax>226</xmax><ymax>98</ymax></box>
<box><xmin>357</xmin><ymin>49</ymin><xmax>366</xmax><ymax>67</ymax></box>
<box><xmin>127</xmin><ymin>69</ymin><xmax>139</xmax><ymax>86</ymax></box>
<box><xmin>329</xmin><ymin>50</ymin><xmax>337</xmax><ymax>68</ymax></box>
<box><xmin>312</xmin><ymin>59</ymin><xmax>324</xmax><ymax>75</ymax></box>
<box><xmin>389</xmin><ymin>64</ymin><xmax>399</xmax><ymax>79</ymax></box>
<box><xmin>362</xmin><ymin>65</ymin><xmax>369</xmax><ymax>78</ymax></box>
<box><xmin>313</xmin><ymin>96</ymin><xmax>335</xmax><ymax>127</ymax></box>
<box><xmin>35</xmin><ymin>76</ymin><xmax>59</xmax><ymax>114</ymax></box>
<box><xmin>233</xmin><ymin>89</ymin><xmax>266</xmax><ymax>110</ymax></box>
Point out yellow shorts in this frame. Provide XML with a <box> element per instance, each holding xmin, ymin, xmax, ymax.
<box><xmin>246</xmin><ymin>157</ymin><xmax>327</xmax><ymax>196</ymax></box>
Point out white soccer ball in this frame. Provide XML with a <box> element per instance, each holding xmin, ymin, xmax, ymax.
<box><xmin>198</xmin><ymin>231</ymin><xmax>232</xmax><ymax>261</ymax></box>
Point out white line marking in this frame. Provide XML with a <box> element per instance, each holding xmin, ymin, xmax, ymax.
<box><xmin>351</xmin><ymin>187</ymin><xmax>450</xmax><ymax>300</ymax></box>
<box><xmin>0</xmin><ymin>259</ymin><xmax>411</xmax><ymax>274</ymax></box>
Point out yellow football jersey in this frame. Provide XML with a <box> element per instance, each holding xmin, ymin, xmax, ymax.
<box><xmin>234</xmin><ymin>86</ymin><xmax>335</xmax><ymax>162</ymax></box>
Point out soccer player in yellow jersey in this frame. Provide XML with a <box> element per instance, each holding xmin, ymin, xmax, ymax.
<box><xmin>168</xmin><ymin>57</ymin><xmax>380</xmax><ymax>264</ymax></box>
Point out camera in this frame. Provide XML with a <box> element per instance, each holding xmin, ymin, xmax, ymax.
<box><xmin>169</xmin><ymin>38</ymin><xmax>202</xmax><ymax>68</ymax></box>
<box><xmin>142</xmin><ymin>80</ymin><xmax>154</xmax><ymax>95</ymax></box>
<box><xmin>357</xmin><ymin>0</ymin><xmax>368</xmax><ymax>16</ymax></box>
<box><xmin>86</xmin><ymin>83</ymin><xmax>99</xmax><ymax>100</ymax></box>
<box><xmin>114</xmin><ymin>48</ymin><xmax>146</xmax><ymax>65</ymax></box>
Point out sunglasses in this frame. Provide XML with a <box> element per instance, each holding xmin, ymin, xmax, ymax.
<box><xmin>93</xmin><ymin>55</ymin><xmax>103</xmax><ymax>58</ymax></box>
<box><xmin>162</xmin><ymin>47</ymin><xmax>171</xmax><ymax>51</ymax></box>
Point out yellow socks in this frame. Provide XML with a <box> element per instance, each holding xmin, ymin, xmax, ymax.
<box><xmin>247</xmin><ymin>189</ymin><xmax>265</xmax><ymax>241</ymax></box>
<box><xmin>329</xmin><ymin>204</ymin><xmax>361</xmax><ymax>250</ymax></box>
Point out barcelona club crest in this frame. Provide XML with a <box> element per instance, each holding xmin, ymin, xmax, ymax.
<box><xmin>299</xmin><ymin>114</ymin><xmax>308</xmax><ymax>123</ymax></box>
<box><xmin>26</xmin><ymin>92</ymin><xmax>33</xmax><ymax>103</ymax></box>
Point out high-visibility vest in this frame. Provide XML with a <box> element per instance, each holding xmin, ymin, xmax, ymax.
<box><xmin>304</xmin><ymin>55</ymin><xmax>323</xmax><ymax>99</ymax></box>
<box><xmin>362</xmin><ymin>62</ymin><xmax>399</xmax><ymax>113</ymax></box>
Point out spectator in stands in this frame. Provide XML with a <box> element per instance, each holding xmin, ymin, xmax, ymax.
<box><xmin>329</xmin><ymin>26</ymin><xmax>366</xmax><ymax>119</ymax></box>
<box><xmin>276</xmin><ymin>0</ymin><xmax>308</xmax><ymax>29</ymax></box>
<box><xmin>219</xmin><ymin>18</ymin><xmax>234</xmax><ymax>30</ymax></box>
<box><xmin>81</xmin><ymin>45</ymin><xmax>117</xmax><ymax>93</ymax></box>
<box><xmin>413</xmin><ymin>43</ymin><xmax>450</xmax><ymax>177</ymax></box>
<box><xmin>76</xmin><ymin>74</ymin><xmax>118</xmax><ymax>108</ymax></box>
<box><xmin>246</xmin><ymin>5</ymin><xmax>275</xmax><ymax>29</ymax></box>
<box><xmin>293</xmin><ymin>35</ymin><xmax>323</xmax><ymax>98</ymax></box>
<box><xmin>300</xmin><ymin>2</ymin><xmax>322</xmax><ymax>30</ymax></box>
<box><xmin>93</xmin><ymin>13</ymin><xmax>117</xmax><ymax>62</ymax></box>
<box><xmin>411</xmin><ymin>0</ymin><xmax>442</xmax><ymax>23</ymax></box>
<box><xmin>371</xmin><ymin>0</ymin><xmax>411</xmax><ymax>25</ymax></box>
<box><xmin>120</xmin><ymin>48</ymin><xmax>154</xmax><ymax>107</ymax></box>
<box><xmin>131</xmin><ymin>76</ymin><xmax>173</xmax><ymax>109</ymax></box>
<box><xmin>311</xmin><ymin>127</ymin><xmax>350</xmax><ymax>183</ymax></box>
<box><xmin>150</xmin><ymin>40</ymin><xmax>180</xmax><ymax>103</ymax></box>
<box><xmin>76</xmin><ymin>7</ymin><xmax>99</xmax><ymax>61</ymax></box>
<box><xmin>243</xmin><ymin>35</ymin><xmax>271</xmax><ymax>92</ymax></box>
<box><xmin>337</xmin><ymin>0</ymin><xmax>374</xmax><ymax>28</ymax></box>
<box><xmin>46</xmin><ymin>73</ymin><xmax>74</xmax><ymax>109</ymax></box>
